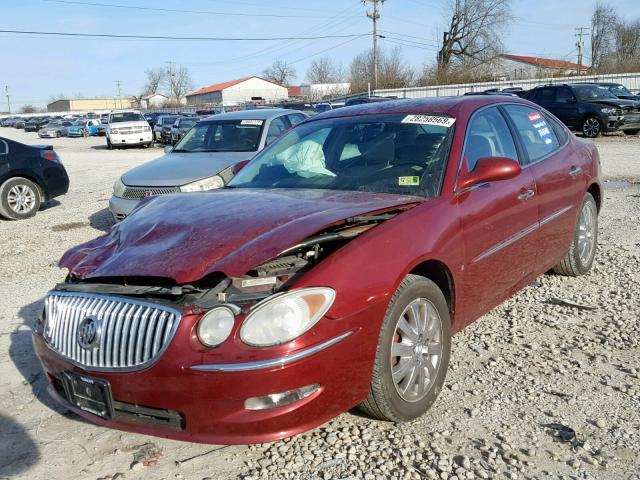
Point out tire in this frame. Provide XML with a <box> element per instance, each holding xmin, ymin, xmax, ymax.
<box><xmin>0</xmin><ymin>177</ymin><xmax>42</xmax><ymax>220</ymax></box>
<box><xmin>359</xmin><ymin>274</ymin><xmax>451</xmax><ymax>422</ymax></box>
<box><xmin>107</xmin><ymin>138</ymin><xmax>114</xmax><ymax>150</ymax></box>
<box><xmin>582</xmin><ymin>116</ymin><xmax>602</xmax><ymax>138</ymax></box>
<box><xmin>623</xmin><ymin>129</ymin><xmax>640</xmax><ymax>136</ymax></box>
<box><xmin>82</xmin><ymin>129</ymin><xmax>88</xmax><ymax>137</ymax></box>
<box><xmin>56</xmin><ymin>131</ymin><xmax>61</xmax><ymax>138</ymax></box>
<box><xmin>553</xmin><ymin>192</ymin><xmax>598</xmax><ymax>276</ymax></box>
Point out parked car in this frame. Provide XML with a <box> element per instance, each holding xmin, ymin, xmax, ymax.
<box><xmin>38</xmin><ymin>121</ymin><xmax>73</xmax><ymax>138</ymax></box>
<box><xmin>1</xmin><ymin>117</ymin><xmax>19</xmax><ymax>127</ymax></box>
<box><xmin>109</xmin><ymin>108</ymin><xmax>308</xmax><ymax>220</ymax></box>
<box><xmin>105</xmin><ymin>111</ymin><xmax>153</xmax><ymax>149</ymax></box>
<box><xmin>143</xmin><ymin>112</ymin><xmax>163</xmax><ymax>130</ymax></box>
<box><xmin>344</xmin><ymin>95</ymin><xmax>397</xmax><ymax>106</ymax></box>
<box><xmin>170</xmin><ymin>116</ymin><xmax>199</xmax><ymax>145</ymax></box>
<box><xmin>67</xmin><ymin>119</ymin><xmax>102</xmax><ymax>137</ymax></box>
<box><xmin>35</xmin><ymin>95</ymin><xmax>601</xmax><ymax>444</ymax></box>
<box><xmin>314</xmin><ymin>103</ymin><xmax>333</xmax><ymax>113</ymax></box>
<box><xmin>14</xmin><ymin>119</ymin><xmax>27</xmax><ymax>129</ymax></box>
<box><xmin>0</xmin><ymin>136</ymin><xmax>69</xmax><ymax>220</ymax></box>
<box><xmin>588</xmin><ymin>82</ymin><xmax>640</xmax><ymax>102</ymax></box>
<box><xmin>525</xmin><ymin>83</ymin><xmax>640</xmax><ymax>137</ymax></box>
<box><xmin>153</xmin><ymin>115</ymin><xmax>180</xmax><ymax>143</ymax></box>
<box><xmin>24</xmin><ymin>117</ymin><xmax>47</xmax><ymax>132</ymax></box>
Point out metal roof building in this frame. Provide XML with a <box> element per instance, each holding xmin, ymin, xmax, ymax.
<box><xmin>186</xmin><ymin>76</ymin><xmax>289</xmax><ymax>106</ymax></box>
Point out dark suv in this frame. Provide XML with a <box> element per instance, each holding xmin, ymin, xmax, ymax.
<box><xmin>592</xmin><ymin>82</ymin><xmax>640</xmax><ymax>102</ymax></box>
<box><xmin>525</xmin><ymin>83</ymin><xmax>640</xmax><ymax>137</ymax></box>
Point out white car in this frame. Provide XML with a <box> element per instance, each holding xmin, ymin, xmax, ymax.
<box><xmin>106</xmin><ymin>111</ymin><xmax>153</xmax><ymax>149</ymax></box>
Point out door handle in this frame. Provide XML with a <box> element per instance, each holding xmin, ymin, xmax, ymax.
<box><xmin>517</xmin><ymin>189</ymin><xmax>535</xmax><ymax>200</ymax></box>
<box><xmin>569</xmin><ymin>166</ymin><xmax>583</xmax><ymax>176</ymax></box>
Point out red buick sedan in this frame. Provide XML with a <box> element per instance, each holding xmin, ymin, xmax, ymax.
<box><xmin>33</xmin><ymin>95</ymin><xmax>601</xmax><ymax>444</ymax></box>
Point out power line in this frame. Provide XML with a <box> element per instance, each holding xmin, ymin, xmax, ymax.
<box><xmin>0</xmin><ymin>29</ymin><xmax>368</xmax><ymax>42</ymax></box>
<box><xmin>41</xmin><ymin>0</ymin><xmax>359</xmax><ymax>19</ymax></box>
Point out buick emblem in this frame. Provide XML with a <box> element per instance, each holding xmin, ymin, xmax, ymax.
<box><xmin>77</xmin><ymin>316</ymin><xmax>101</xmax><ymax>349</ymax></box>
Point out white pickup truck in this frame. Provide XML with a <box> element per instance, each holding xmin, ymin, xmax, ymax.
<box><xmin>106</xmin><ymin>111</ymin><xmax>153</xmax><ymax>149</ymax></box>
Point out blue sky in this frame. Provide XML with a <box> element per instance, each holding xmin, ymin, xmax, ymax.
<box><xmin>1</xmin><ymin>0</ymin><xmax>638</xmax><ymax>110</ymax></box>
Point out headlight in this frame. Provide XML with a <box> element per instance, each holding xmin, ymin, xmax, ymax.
<box><xmin>113</xmin><ymin>177</ymin><xmax>126</xmax><ymax>197</ymax></box>
<box><xmin>197</xmin><ymin>306</ymin><xmax>236</xmax><ymax>347</ymax></box>
<box><xmin>240</xmin><ymin>287</ymin><xmax>336</xmax><ymax>347</ymax></box>
<box><xmin>180</xmin><ymin>175</ymin><xmax>224</xmax><ymax>192</ymax></box>
<box><xmin>110</xmin><ymin>128</ymin><xmax>119</xmax><ymax>134</ymax></box>
<box><xmin>144</xmin><ymin>126</ymin><xmax>151</xmax><ymax>131</ymax></box>
<box><xmin>601</xmin><ymin>107</ymin><xmax>619</xmax><ymax>115</ymax></box>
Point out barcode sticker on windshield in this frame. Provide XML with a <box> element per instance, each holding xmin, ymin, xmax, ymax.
<box><xmin>240</xmin><ymin>120</ymin><xmax>264</xmax><ymax>125</ymax></box>
<box><xmin>402</xmin><ymin>115</ymin><xmax>456</xmax><ymax>127</ymax></box>
<box><xmin>399</xmin><ymin>176</ymin><xmax>420</xmax><ymax>186</ymax></box>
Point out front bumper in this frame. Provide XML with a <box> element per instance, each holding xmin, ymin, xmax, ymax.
<box><xmin>32</xmin><ymin>301</ymin><xmax>383</xmax><ymax>444</ymax></box>
<box><xmin>108</xmin><ymin>195</ymin><xmax>140</xmax><ymax>221</ymax></box>
<box><xmin>108</xmin><ymin>132</ymin><xmax>153</xmax><ymax>146</ymax></box>
<box><xmin>39</xmin><ymin>131</ymin><xmax>58</xmax><ymax>138</ymax></box>
<box><xmin>620</xmin><ymin>113</ymin><xmax>640</xmax><ymax>132</ymax></box>
<box><xmin>604</xmin><ymin>115</ymin><xmax>624</xmax><ymax>132</ymax></box>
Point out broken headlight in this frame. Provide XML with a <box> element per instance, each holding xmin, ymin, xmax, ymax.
<box><xmin>239</xmin><ymin>287</ymin><xmax>335</xmax><ymax>347</ymax></box>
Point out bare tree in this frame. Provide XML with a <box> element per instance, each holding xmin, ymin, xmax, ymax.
<box><xmin>436</xmin><ymin>0</ymin><xmax>512</xmax><ymax>79</ymax></box>
<box><xmin>20</xmin><ymin>104</ymin><xmax>38</xmax><ymax>114</ymax></box>
<box><xmin>614</xmin><ymin>19</ymin><xmax>640</xmax><ymax>66</ymax></box>
<box><xmin>263</xmin><ymin>60</ymin><xmax>297</xmax><ymax>85</ymax></box>
<box><xmin>350</xmin><ymin>47</ymin><xmax>414</xmax><ymax>92</ymax></box>
<box><xmin>306</xmin><ymin>56</ymin><xmax>345</xmax><ymax>84</ymax></box>
<box><xmin>590</xmin><ymin>2</ymin><xmax>618</xmax><ymax>71</ymax></box>
<box><xmin>144</xmin><ymin>67</ymin><xmax>165</xmax><ymax>95</ymax></box>
<box><xmin>164</xmin><ymin>65</ymin><xmax>194</xmax><ymax>105</ymax></box>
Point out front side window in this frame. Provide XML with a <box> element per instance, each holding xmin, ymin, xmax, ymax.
<box><xmin>464</xmin><ymin>107</ymin><xmax>518</xmax><ymax>170</ymax></box>
<box><xmin>503</xmin><ymin>105</ymin><xmax>560</xmax><ymax>163</ymax></box>
<box><xmin>573</xmin><ymin>85</ymin><xmax>617</xmax><ymax>101</ymax></box>
<box><xmin>174</xmin><ymin>120</ymin><xmax>264</xmax><ymax>153</ymax></box>
<box><xmin>229</xmin><ymin>114</ymin><xmax>455</xmax><ymax>198</ymax></box>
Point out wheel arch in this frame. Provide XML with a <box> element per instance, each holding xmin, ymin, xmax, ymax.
<box><xmin>0</xmin><ymin>172</ymin><xmax>46</xmax><ymax>199</ymax></box>
<box><xmin>408</xmin><ymin>259</ymin><xmax>455</xmax><ymax>318</ymax></box>
<box><xmin>587</xmin><ymin>182</ymin><xmax>602</xmax><ymax>212</ymax></box>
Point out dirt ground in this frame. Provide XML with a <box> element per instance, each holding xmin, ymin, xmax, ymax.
<box><xmin>0</xmin><ymin>128</ymin><xmax>638</xmax><ymax>480</ymax></box>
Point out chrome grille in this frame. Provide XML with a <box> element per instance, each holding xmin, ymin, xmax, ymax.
<box><xmin>116</xmin><ymin>126</ymin><xmax>146</xmax><ymax>134</ymax></box>
<box><xmin>122</xmin><ymin>186</ymin><xmax>180</xmax><ymax>200</ymax></box>
<box><xmin>43</xmin><ymin>291</ymin><xmax>181</xmax><ymax>371</ymax></box>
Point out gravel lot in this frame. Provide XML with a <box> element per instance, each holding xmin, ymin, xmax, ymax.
<box><xmin>0</xmin><ymin>128</ymin><xmax>639</xmax><ymax>480</ymax></box>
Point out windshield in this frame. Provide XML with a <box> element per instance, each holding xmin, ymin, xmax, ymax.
<box><xmin>110</xmin><ymin>112</ymin><xmax>145</xmax><ymax>123</ymax></box>
<box><xmin>174</xmin><ymin>119</ymin><xmax>264</xmax><ymax>153</ymax></box>
<box><xmin>229</xmin><ymin>114</ymin><xmax>454</xmax><ymax>198</ymax></box>
<box><xmin>178</xmin><ymin>119</ymin><xmax>197</xmax><ymax>128</ymax></box>
<box><xmin>72</xmin><ymin>121</ymin><xmax>85</xmax><ymax>126</ymax></box>
<box><xmin>161</xmin><ymin>116</ymin><xmax>179</xmax><ymax>125</ymax></box>
<box><xmin>574</xmin><ymin>85</ymin><xmax>617</xmax><ymax>101</ymax></box>
<box><xmin>46</xmin><ymin>122</ymin><xmax>61</xmax><ymax>128</ymax></box>
<box><xmin>607</xmin><ymin>84</ymin><xmax>633</xmax><ymax>96</ymax></box>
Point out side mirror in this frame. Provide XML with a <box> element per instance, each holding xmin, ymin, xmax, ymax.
<box><xmin>164</xmin><ymin>145</ymin><xmax>173</xmax><ymax>154</ymax></box>
<box><xmin>458</xmin><ymin>157</ymin><xmax>521</xmax><ymax>192</ymax></box>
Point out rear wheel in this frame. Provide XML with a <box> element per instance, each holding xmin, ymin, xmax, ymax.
<box><xmin>582</xmin><ymin>116</ymin><xmax>602</xmax><ymax>138</ymax></box>
<box><xmin>553</xmin><ymin>193</ymin><xmax>598</xmax><ymax>276</ymax></box>
<box><xmin>0</xmin><ymin>177</ymin><xmax>42</xmax><ymax>220</ymax></box>
<box><xmin>359</xmin><ymin>275</ymin><xmax>451</xmax><ymax>422</ymax></box>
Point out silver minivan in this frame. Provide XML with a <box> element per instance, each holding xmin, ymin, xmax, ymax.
<box><xmin>109</xmin><ymin>108</ymin><xmax>308</xmax><ymax>221</ymax></box>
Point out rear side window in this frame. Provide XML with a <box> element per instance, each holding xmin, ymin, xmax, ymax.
<box><xmin>544</xmin><ymin>113</ymin><xmax>569</xmax><ymax>145</ymax></box>
<box><xmin>464</xmin><ymin>107</ymin><xmax>518</xmax><ymax>170</ymax></box>
<box><xmin>503</xmin><ymin>105</ymin><xmax>560</xmax><ymax>163</ymax></box>
<box><xmin>555</xmin><ymin>87</ymin><xmax>575</xmax><ymax>104</ymax></box>
<box><xmin>0</xmin><ymin>140</ymin><xmax>8</xmax><ymax>155</ymax></box>
<box><xmin>534</xmin><ymin>88</ymin><xmax>555</xmax><ymax>103</ymax></box>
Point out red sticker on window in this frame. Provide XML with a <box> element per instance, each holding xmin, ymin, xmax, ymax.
<box><xmin>528</xmin><ymin>112</ymin><xmax>542</xmax><ymax>122</ymax></box>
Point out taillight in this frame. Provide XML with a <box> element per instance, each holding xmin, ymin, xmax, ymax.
<box><xmin>40</xmin><ymin>150</ymin><xmax>60</xmax><ymax>163</ymax></box>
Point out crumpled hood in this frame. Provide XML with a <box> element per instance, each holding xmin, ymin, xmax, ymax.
<box><xmin>121</xmin><ymin>151</ymin><xmax>253</xmax><ymax>187</ymax></box>
<box><xmin>60</xmin><ymin>189</ymin><xmax>421</xmax><ymax>284</ymax></box>
<box><xmin>590</xmin><ymin>99</ymin><xmax>639</xmax><ymax>109</ymax></box>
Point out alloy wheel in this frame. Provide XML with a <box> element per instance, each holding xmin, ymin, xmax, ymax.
<box><xmin>577</xmin><ymin>200</ymin><xmax>596</xmax><ymax>265</ymax></box>
<box><xmin>583</xmin><ymin>118</ymin><xmax>600</xmax><ymax>137</ymax></box>
<box><xmin>390</xmin><ymin>298</ymin><xmax>443</xmax><ymax>402</ymax></box>
<box><xmin>7</xmin><ymin>184</ymin><xmax>36</xmax><ymax>214</ymax></box>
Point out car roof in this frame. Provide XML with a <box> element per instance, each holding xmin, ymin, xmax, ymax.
<box><xmin>201</xmin><ymin>108</ymin><xmax>296</xmax><ymax>122</ymax></box>
<box><xmin>311</xmin><ymin>95</ymin><xmax>533</xmax><ymax>121</ymax></box>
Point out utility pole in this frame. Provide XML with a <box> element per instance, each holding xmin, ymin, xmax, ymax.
<box><xmin>4</xmin><ymin>86</ymin><xmax>10</xmax><ymax>114</ymax></box>
<box><xmin>575</xmin><ymin>27</ymin><xmax>589</xmax><ymax>75</ymax></box>
<box><xmin>166</xmin><ymin>61</ymin><xmax>176</xmax><ymax>104</ymax></box>
<box><xmin>363</xmin><ymin>0</ymin><xmax>384</xmax><ymax>91</ymax></box>
<box><xmin>115</xmin><ymin>80</ymin><xmax>123</xmax><ymax>109</ymax></box>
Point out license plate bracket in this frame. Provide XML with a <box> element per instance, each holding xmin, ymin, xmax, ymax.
<box><xmin>62</xmin><ymin>372</ymin><xmax>114</xmax><ymax>419</ymax></box>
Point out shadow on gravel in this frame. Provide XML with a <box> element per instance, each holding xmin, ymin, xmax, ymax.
<box><xmin>0</xmin><ymin>414</ymin><xmax>39</xmax><ymax>478</ymax></box>
<box><xmin>11</xmin><ymin>299</ymin><xmax>68</xmax><ymax>415</ymax></box>
<box><xmin>90</xmin><ymin>144</ymin><xmax>109</xmax><ymax>150</ymax></box>
<box><xmin>40</xmin><ymin>199</ymin><xmax>62</xmax><ymax>212</ymax></box>
<box><xmin>89</xmin><ymin>208</ymin><xmax>115</xmax><ymax>232</ymax></box>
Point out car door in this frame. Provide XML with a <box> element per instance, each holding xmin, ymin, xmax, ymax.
<box><xmin>456</xmin><ymin>106</ymin><xmax>539</xmax><ymax>323</ymax></box>
<box><xmin>502</xmin><ymin>104</ymin><xmax>587</xmax><ymax>270</ymax></box>
<box><xmin>552</xmin><ymin>87</ymin><xmax>580</xmax><ymax>127</ymax></box>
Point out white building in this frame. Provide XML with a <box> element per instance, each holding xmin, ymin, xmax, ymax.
<box><xmin>186</xmin><ymin>76</ymin><xmax>289</xmax><ymax>106</ymax></box>
<box><xmin>140</xmin><ymin>93</ymin><xmax>168</xmax><ymax>108</ymax></box>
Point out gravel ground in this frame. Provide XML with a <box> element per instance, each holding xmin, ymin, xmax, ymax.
<box><xmin>0</xmin><ymin>128</ymin><xmax>639</xmax><ymax>480</ymax></box>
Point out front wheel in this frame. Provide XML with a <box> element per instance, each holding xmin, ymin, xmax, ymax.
<box><xmin>553</xmin><ymin>192</ymin><xmax>598</xmax><ymax>276</ymax></box>
<box><xmin>582</xmin><ymin>116</ymin><xmax>602</xmax><ymax>138</ymax></box>
<box><xmin>0</xmin><ymin>177</ymin><xmax>42</xmax><ymax>220</ymax></box>
<box><xmin>359</xmin><ymin>275</ymin><xmax>451</xmax><ymax>422</ymax></box>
